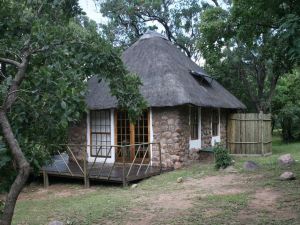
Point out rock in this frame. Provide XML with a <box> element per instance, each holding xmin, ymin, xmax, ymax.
<box><xmin>243</xmin><ymin>161</ymin><xmax>259</xmax><ymax>171</ymax></box>
<box><xmin>131</xmin><ymin>184</ymin><xmax>138</xmax><ymax>189</ymax></box>
<box><xmin>48</xmin><ymin>221</ymin><xmax>64</xmax><ymax>225</ymax></box>
<box><xmin>279</xmin><ymin>171</ymin><xmax>296</xmax><ymax>181</ymax></box>
<box><xmin>223</xmin><ymin>165</ymin><xmax>238</xmax><ymax>173</ymax></box>
<box><xmin>278</xmin><ymin>154</ymin><xmax>295</xmax><ymax>167</ymax></box>
<box><xmin>174</xmin><ymin>161</ymin><xmax>182</xmax><ymax>169</ymax></box>
<box><xmin>177</xmin><ymin>177</ymin><xmax>183</xmax><ymax>183</ymax></box>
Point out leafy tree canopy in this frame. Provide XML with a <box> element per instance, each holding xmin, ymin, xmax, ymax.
<box><xmin>0</xmin><ymin>0</ymin><xmax>146</xmax><ymax>170</ymax></box>
<box><xmin>0</xmin><ymin>1</ymin><xmax>146</xmax><ymax>223</ymax></box>
<box><xmin>98</xmin><ymin>0</ymin><xmax>205</xmax><ymax>59</ymax></box>
<box><xmin>272</xmin><ymin>68</ymin><xmax>300</xmax><ymax>142</ymax></box>
<box><xmin>198</xmin><ymin>0</ymin><xmax>299</xmax><ymax>113</ymax></box>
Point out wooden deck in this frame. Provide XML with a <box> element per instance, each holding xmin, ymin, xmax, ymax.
<box><xmin>41</xmin><ymin>154</ymin><xmax>171</xmax><ymax>187</ymax></box>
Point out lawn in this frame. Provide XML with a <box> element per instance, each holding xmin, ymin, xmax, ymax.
<box><xmin>12</xmin><ymin>136</ymin><xmax>300</xmax><ymax>225</ymax></box>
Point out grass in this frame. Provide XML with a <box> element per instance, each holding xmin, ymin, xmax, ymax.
<box><xmin>11</xmin><ymin>136</ymin><xmax>300</xmax><ymax>225</ymax></box>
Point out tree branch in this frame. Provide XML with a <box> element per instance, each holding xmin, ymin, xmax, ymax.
<box><xmin>0</xmin><ymin>58</ymin><xmax>21</xmax><ymax>68</ymax></box>
<box><xmin>3</xmin><ymin>51</ymin><xmax>30</xmax><ymax>111</ymax></box>
<box><xmin>211</xmin><ymin>0</ymin><xmax>219</xmax><ymax>7</ymax></box>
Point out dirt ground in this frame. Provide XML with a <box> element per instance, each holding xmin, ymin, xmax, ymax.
<box><xmin>12</xmin><ymin>171</ymin><xmax>297</xmax><ymax>225</ymax></box>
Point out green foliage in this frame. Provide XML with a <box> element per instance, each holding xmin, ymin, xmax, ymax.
<box><xmin>98</xmin><ymin>0</ymin><xmax>203</xmax><ymax>58</ymax></box>
<box><xmin>0</xmin><ymin>200</ymin><xmax>3</xmax><ymax>216</ymax></box>
<box><xmin>0</xmin><ymin>0</ymin><xmax>147</xmax><ymax>191</ymax></box>
<box><xmin>198</xmin><ymin>0</ymin><xmax>298</xmax><ymax>112</ymax></box>
<box><xmin>272</xmin><ymin>69</ymin><xmax>300</xmax><ymax>142</ymax></box>
<box><xmin>278</xmin><ymin>13</ymin><xmax>300</xmax><ymax>64</ymax></box>
<box><xmin>0</xmin><ymin>140</ymin><xmax>16</xmax><ymax>193</ymax></box>
<box><xmin>214</xmin><ymin>145</ymin><xmax>232</xmax><ymax>169</ymax></box>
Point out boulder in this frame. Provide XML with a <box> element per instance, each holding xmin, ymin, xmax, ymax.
<box><xmin>174</xmin><ymin>161</ymin><xmax>182</xmax><ymax>169</ymax></box>
<box><xmin>223</xmin><ymin>165</ymin><xmax>238</xmax><ymax>173</ymax></box>
<box><xmin>131</xmin><ymin>184</ymin><xmax>138</xmax><ymax>189</ymax></box>
<box><xmin>278</xmin><ymin>154</ymin><xmax>295</xmax><ymax>167</ymax></box>
<box><xmin>279</xmin><ymin>171</ymin><xmax>296</xmax><ymax>181</ymax></box>
<box><xmin>177</xmin><ymin>177</ymin><xmax>183</xmax><ymax>183</ymax></box>
<box><xmin>243</xmin><ymin>161</ymin><xmax>259</xmax><ymax>171</ymax></box>
<box><xmin>48</xmin><ymin>221</ymin><xmax>64</xmax><ymax>225</ymax></box>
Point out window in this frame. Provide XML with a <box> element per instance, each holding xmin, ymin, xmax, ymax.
<box><xmin>212</xmin><ymin>109</ymin><xmax>219</xmax><ymax>136</ymax></box>
<box><xmin>190</xmin><ymin>106</ymin><xmax>199</xmax><ymax>140</ymax></box>
<box><xmin>90</xmin><ymin>110</ymin><xmax>111</xmax><ymax>157</ymax></box>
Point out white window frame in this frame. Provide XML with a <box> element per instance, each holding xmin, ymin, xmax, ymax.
<box><xmin>189</xmin><ymin>106</ymin><xmax>201</xmax><ymax>149</ymax></box>
<box><xmin>211</xmin><ymin>108</ymin><xmax>221</xmax><ymax>146</ymax></box>
<box><xmin>86</xmin><ymin>109</ymin><xmax>115</xmax><ymax>163</ymax></box>
<box><xmin>149</xmin><ymin>108</ymin><xmax>154</xmax><ymax>165</ymax></box>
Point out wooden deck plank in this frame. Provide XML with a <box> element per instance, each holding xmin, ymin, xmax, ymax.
<box><xmin>41</xmin><ymin>156</ymin><xmax>170</xmax><ymax>184</ymax></box>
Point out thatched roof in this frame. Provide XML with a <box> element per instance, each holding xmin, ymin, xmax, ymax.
<box><xmin>86</xmin><ymin>31</ymin><xmax>246</xmax><ymax>110</ymax></box>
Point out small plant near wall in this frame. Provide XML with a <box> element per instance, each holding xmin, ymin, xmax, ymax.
<box><xmin>0</xmin><ymin>200</ymin><xmax>4</xmax><ymax>216</ymax></box>
<box><xmin>214</xmin><ymin>145</ymin><xmax>233</xmax><ymax>169</ymax></box>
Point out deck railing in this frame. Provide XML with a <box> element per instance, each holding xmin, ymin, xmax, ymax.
<box><xmin>42</xmin><ymin>143</ymin><xmax>162</xmax><ymax>188</ymax></box>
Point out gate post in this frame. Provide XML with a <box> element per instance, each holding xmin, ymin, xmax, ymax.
<box><xmin>122</xmin><ymin>147</ymin><xmax>128</xmax><ymax>187</ymax></box>
<box><xmin>259</xmin><ymin>111</ymin><xmax>265</xmax><ymax>156</ymax></box>
<box><xmin>83</xmin><ymin>146</ymin><xmax>90</xmax><ymax>188</ymax></box>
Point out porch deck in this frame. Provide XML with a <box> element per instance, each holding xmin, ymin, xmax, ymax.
<box><xmin>41</xmin><ymin>153</ymin><xmax>171</xmax><ymax>187</ymax></box>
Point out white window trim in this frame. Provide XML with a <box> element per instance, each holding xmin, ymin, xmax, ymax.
<box><xmin>149</xmin><ymin>108</ymin><xmax>154</xmax><ymax>165</ymax></box>
<box><xmin>211</xmin><ymin>108</ymin><xmax>221</xmax><ymax>146</ymax></box>
<box><xmin>86</xmin><ymin>109</ymin><xmax>115</xmax><ymax>163</ymax></box>
<box><xmin>189</xmin><ymin>107</ymin><xmax>201</xmax><ymax>149</ymax></box>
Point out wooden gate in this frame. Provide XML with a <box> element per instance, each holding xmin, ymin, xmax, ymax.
<box><xmin>227</xmin><ymin>112</ymin><xmax>272</xmax><ymax>156</ymax></box>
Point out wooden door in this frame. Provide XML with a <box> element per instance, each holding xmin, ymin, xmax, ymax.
<box><xmin>115</xmin><ymin>110</ymin><xmax>150</xmax><ymax>163</ymax></box>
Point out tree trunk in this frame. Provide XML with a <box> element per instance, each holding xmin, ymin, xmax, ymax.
<box><xmin>0</xmin><ymin>111</ymin><xmax>30</xmax><ymax>225</ymax></box>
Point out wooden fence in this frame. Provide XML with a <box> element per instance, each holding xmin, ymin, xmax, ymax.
<box><xmin>227</xmin><ymin>112</ymin><xmax>272</xmax><ymax>156</ymax></box>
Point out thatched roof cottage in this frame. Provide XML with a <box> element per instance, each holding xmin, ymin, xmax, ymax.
<box><xmin>69</xmin><ymin>31</ymin><xmax>246</xmax><ymax>169</ymax></box>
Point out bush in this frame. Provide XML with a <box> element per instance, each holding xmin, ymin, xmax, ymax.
<box><xmin>214</xmin><ymin>145</ymin><xmax>232</xmax><ymax>169</ymax></box>
<box><xmin>0</xmin><ymin>199</ymin><xmax>4</xmax><ymax>216</ymax></box>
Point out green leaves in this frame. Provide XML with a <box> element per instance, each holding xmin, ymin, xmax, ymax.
<box><xmin>98</xmin><ymin>0</ymin><xmax>203</xmax><ymax>59</ymax></box>
<box><xmin>0</xmin><ymin>0</ymin><xmax>147</xmax><ymax>190</ymax></box>
<box><xmin>198</xmin><ymin>0</ymin><xmax>298</xmax><ymax>113</ymax></box>
<box><xmin>214</xmin><ymin>145</ymin><xmax>233</xmax><ymax>169</ymax></box>
<box><xmin>272</xmin><ymin>69</ymin><xmax>300</xmax><ymax>142</ymax></box>
<box><xmin>61</xmin><ymin>101</ymin><xmax>67</xmax><ymax>110</ymax></box>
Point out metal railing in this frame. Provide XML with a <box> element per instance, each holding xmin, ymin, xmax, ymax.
<box><xmin>42</xmin><ymin>143</ymin><xmax>162</xmax><ymax>188</ymax></box>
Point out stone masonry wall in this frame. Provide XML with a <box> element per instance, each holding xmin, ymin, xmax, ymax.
<box><xmin>201</xmin><ymin>108</ymin><xmax>212</xmax><ymax>148</ymax></box>
<box><xmin>220</xmin><ymin>109</ymin><xmax>228</xmax><ymax>147</ymax></box>
<box><xmin>152</xmin><ymin>106</ymin><xmax>190</xmax><ymax>169</ymax></box>
<box><xmin>67</xmin><ymin>115</ymin><xmax>87</xmax><ymax>162</ymax></box>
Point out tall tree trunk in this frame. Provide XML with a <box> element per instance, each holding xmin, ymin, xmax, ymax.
<box><xmin>0</xmin><ymin>111</ymin><xmax>30</xmax><ymax>225</ymax></box>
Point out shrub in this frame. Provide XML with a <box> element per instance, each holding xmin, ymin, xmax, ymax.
<box><xmin>214</xmin><ymin>145</ymin><xmax>232</xmax><ymax>169</ymax></box>
<box><xmin>0</xmin><ymin>199</ymin><xmax>4</xmax><ymax>216</ymax></box>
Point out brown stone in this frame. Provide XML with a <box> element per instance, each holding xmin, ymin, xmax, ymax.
<box><xmin>174</xmin><ymin>161</ymin><xmax>182</xmax><ymax>169</ymax></box>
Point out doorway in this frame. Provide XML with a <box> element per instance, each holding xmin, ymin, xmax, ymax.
<box><xmin>115</xmin><ymin>110</ymin><xmax>150</xmax><ymax>163</ymax></box>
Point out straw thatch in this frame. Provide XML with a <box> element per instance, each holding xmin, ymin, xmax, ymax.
<box><xmin>86</xmin><ymin>31</ymin><xmax>246</xmax><ymax>110</ymax></box>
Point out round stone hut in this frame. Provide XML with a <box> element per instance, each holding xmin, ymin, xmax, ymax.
<box><xmin>68</xmin><ymin>31</ymin><xmax>246</xmax><ymax>169</ymax></box>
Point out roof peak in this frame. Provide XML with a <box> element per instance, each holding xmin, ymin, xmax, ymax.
<box><xmin>139</xmin><ymin>30</ymin><xmax>168</xmax><ymax>40</ymax></box>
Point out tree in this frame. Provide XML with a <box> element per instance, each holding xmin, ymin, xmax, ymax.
<box><xmin>0</xmin><ymin>1</ymin><xmax>146</xmax><ymax>224</ymax></box>
<box><xmin>272</xmin><ymin>69</ymin><xmax>300</xmax><ymax>142</ymax></box>
<box><xmin>198</xmin><ymin>0</ymin><xmax>299</xmax><ymax>112</ymax></box>
<box><xmin>98</xmin><ymin>0</ymin><xmax>203</xmax><ymax>59</ymax></box>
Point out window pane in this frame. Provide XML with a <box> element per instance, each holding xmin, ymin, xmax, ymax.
<box><xmin>90</xmin><ymin>110</ymin><xmax>111</xmax><ymax>157</ymax></box>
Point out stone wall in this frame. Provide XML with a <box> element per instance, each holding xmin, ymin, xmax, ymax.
<box><xmin>220</xmin><ymin>109</ymin><xmax>228</xmax><ymax>146</ymax></box>
<box><xmin>152</xmin><ymin>106</ymin><xmax>190</xmax><ymax>169</ymax></box>
<box><xmin>67</xmin><ymin>115</ymin><xmax>87</xmax><ymax>162</ymax></box>
<box><xmin>201</xmin><ymin>108</ymin><xmax>212</xmax><ymax>148</ymax></box>
<box><xmin>66</xmin><ymin>108</ymin><xmax>230</xmax><ymax>167</ymax></box>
